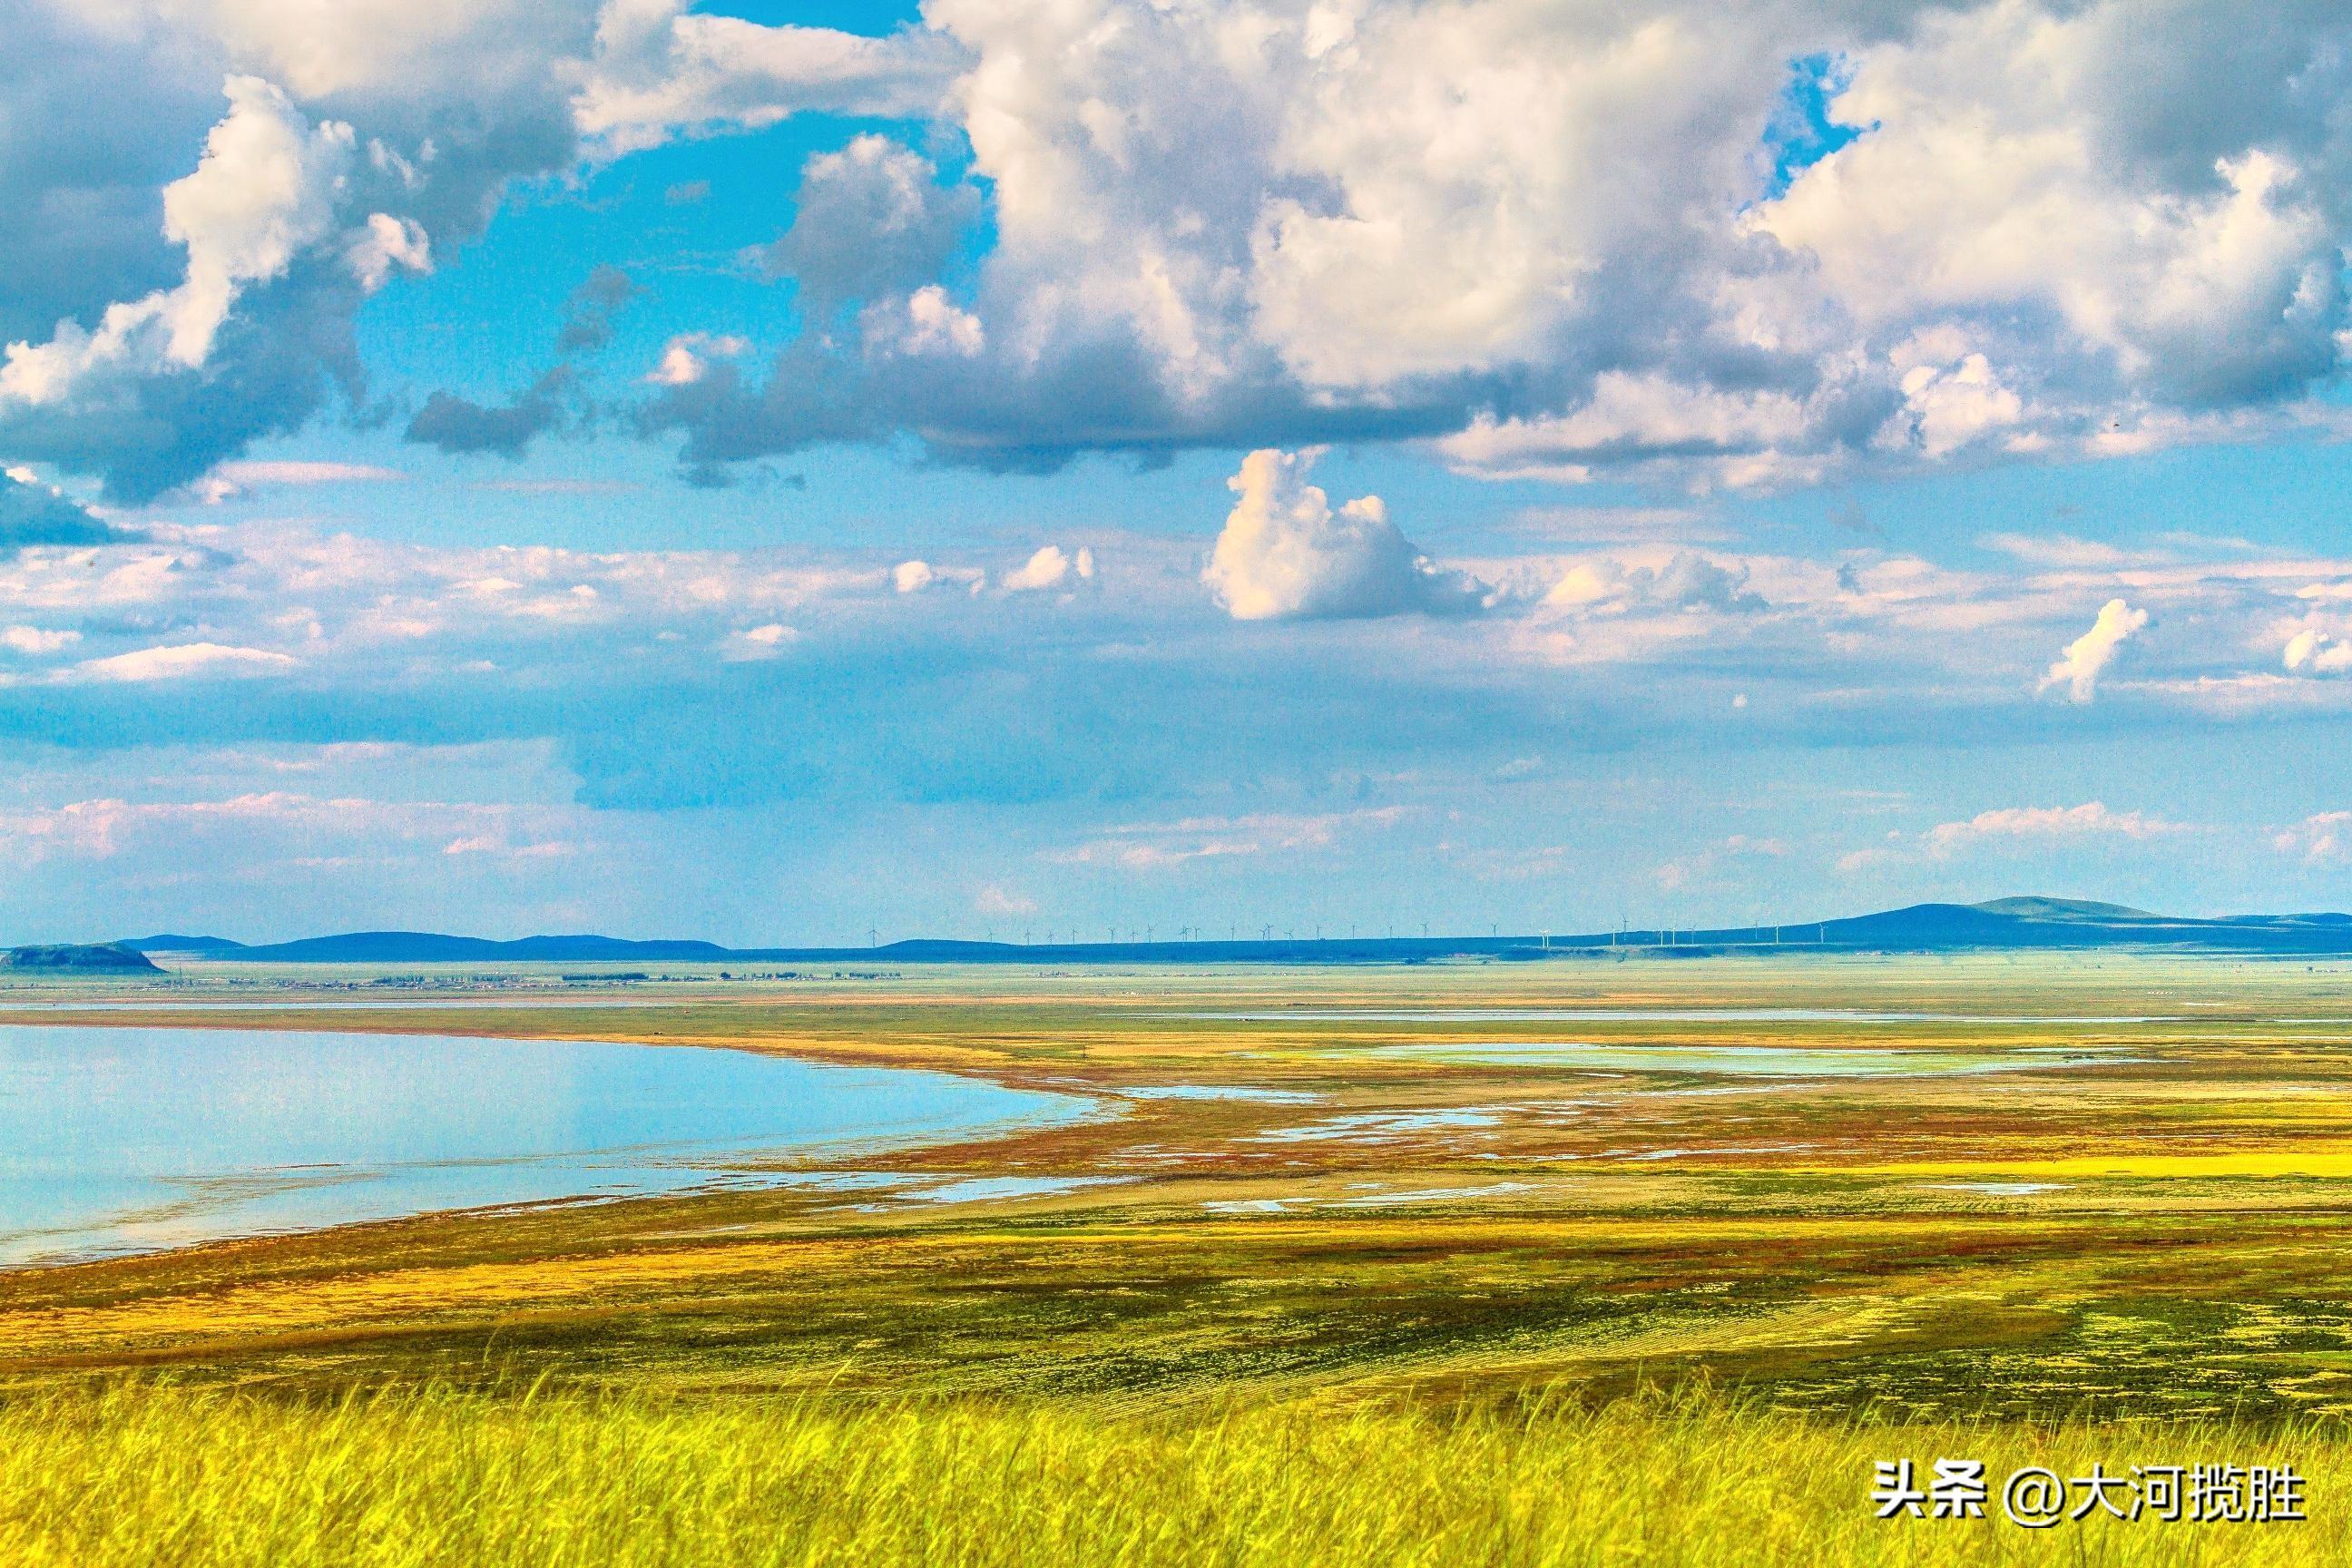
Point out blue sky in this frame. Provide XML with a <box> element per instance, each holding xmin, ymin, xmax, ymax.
<box><xmin>4</xmin><ymin>1</ymin><xmax>2352</xmax><ymax>944</ymax></box>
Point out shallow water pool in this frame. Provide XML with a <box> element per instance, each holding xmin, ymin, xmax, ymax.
<box><xmin>0</xmin><ymin>1024</ymin><xmax>1094</xmax><ymax>1266</ymax></box>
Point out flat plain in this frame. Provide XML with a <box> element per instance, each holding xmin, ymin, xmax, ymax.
<box><xmin>5</xmin><ymin>952</ymin><xmax>2351</xmax><ymax>1563</ymax></box>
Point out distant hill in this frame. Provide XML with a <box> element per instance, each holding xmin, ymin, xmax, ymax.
<box><xmin>1671</xmin><ymin>897</ymin><xmax>2352</xmax><ymax>956</ymax></box>
<box><xmin>3</xmin><ymin>943</ymin><xmax>163</xmax><ymax>972</ymax></box>
<box><xmin>209</xmin><ymin>932</ymin><xmax>737</xmax><ymax>964</ymax></box>
<box><xmin>58</xmin><ymin>897</ymin><xmax>2352</xmax><ymax>966</ymax></box>
<box><xmin>117</xmin><ymin>934</ymin><xmax>248</xmax><ymax>954</ymax></box>
<box><xmin>1969</xmin><ymin>897</ymin><xmax>2155</xmax><ymax>921</ymax></box>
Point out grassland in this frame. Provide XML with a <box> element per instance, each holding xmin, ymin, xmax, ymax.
<box><xmin>3</xmin><ymin>1383</ymin><xmax>2342</xmax><ymax>1567</ymax></box>
<box><xmin>5</xmin><ymin>953</ymin><xmax>2352</xmax><ymax>1561</ymax></box>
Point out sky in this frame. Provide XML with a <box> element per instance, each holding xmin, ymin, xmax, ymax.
<box><xmin>5</xmin><ymin>0</ymin><xmax>2352</xmax><ymax>945</ymax></box>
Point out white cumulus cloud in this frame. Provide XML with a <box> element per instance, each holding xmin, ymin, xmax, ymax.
<box><xmin>646</xmin><ymin>331</ymin><xmax>750</xmax><ymax>387</ymax></box>
<box><xmin>1</xmin><ymin>625</ymin><xmax>79</xmax><ymax>655</ymax></box>
<box><xmin>573</xmin><ymin>2</ymin><xmax>960</xmax><ymax>155</ymax></box>
<box><xmin>74</xmin><ymin>641</ymin><xmax>299</xmax><ymax>682</ymax></box>
<box><xmin>1002</xmin><ymin>544</ymin><xmax>1093</xmax><ymax>593</ymax></box>
<box><xmin>1205</xmin><ymin>448</ymin><xmax>1485</xmax><ymax>622</ymax></box>
<box><xmin>1924</xmin><ymin>801</ymin><xmax>2184</xmax><ymax>855</ymax></box>
<box><xmin>2283</xmin><ymin>627</ymin><xmax>2352</xmax><ymax>674</ymax></box>
<box><xmin>0</xmin><ymin>76</ymin><xmax>356</xmax><ymax>408</ymax></box>
<box><xmin>2040</xmin><ymin>597</ymin><xmax>2149</xmax><ymax>702</ymax></box>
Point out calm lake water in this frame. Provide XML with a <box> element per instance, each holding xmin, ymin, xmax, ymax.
<box><xmin>0</xmin><ymin>1025</ymin><xmax>1095</xmax><ymax>1267</ymax></box>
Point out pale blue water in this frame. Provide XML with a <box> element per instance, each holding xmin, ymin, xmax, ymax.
<box><xmin>0</xmin><ymin>1025</ymin><xmax>1095</xmax><ymax>1267</ymax></box>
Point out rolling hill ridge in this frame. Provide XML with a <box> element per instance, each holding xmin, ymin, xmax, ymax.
<box><xmin>65</xmin><ymin>897</ymin><xmax>2352</xmax><ymax>965</ymax></box>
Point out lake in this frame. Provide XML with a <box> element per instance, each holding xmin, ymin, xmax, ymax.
<box><xmin>0</xmin><ymin>1024</ymin><xmax>1096</xmax><ymax>1268</ymax></box>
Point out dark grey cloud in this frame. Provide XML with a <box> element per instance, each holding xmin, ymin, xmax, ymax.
<box><xmin>1642</xmin><ymin>554</ymin><xmax>1769</xmax><ymax>614</ymax></box>
<box><xmin>762</xmin><ymin>136</ymin><xmax>980</xmax><ymax>312</ymax></box>
<box><xmin>0</xmin><ymin>472</ymin><xmax>141</xmax><ymax>554</ymax></box>
<box><xmin>405</xmin><ymin>262</ymin><xmax>632</xmax><ymax>458</ymax></box>
<box><xmin>405</xmin><ymin>369</ymin><xmax>571</xmax><ymax>459</ymax></box>
<box><xmin>554</xmin><ymin>266</ymin><xmax>640</xmax><ymax>355</ymax></box>
<box><xmin>0</xmin><ymin>251</ymin><xmax>377</xmax><ymax>503</ymax></box>
<box><xmin>0</xmin><ymin>10</ymin><xmax>218</xmax><ymax>348</ymax></box>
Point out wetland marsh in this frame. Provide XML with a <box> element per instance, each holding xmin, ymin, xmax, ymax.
<box><xmin>5</xmin><ymin>952</ymin><xmax>2352</xmax><ymax>1560</ymax></box>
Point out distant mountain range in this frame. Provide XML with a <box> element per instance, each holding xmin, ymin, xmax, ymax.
<box><xmin>83</xmin><ymin>898</ymin><xmax>2352</xmax><ymax>965</ymax></box>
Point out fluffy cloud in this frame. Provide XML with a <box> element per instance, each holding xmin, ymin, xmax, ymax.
<box><xmin>2284</xmin><ymin>628</ymin><xmax>2352</xmax><ymax>675</ymax></box>
<box><xmin>1842</xmin><ymin>799</ymin><xmax>2189</xmax><ymax>870</ymax></box>
<box><xmin>572</xmin><ymin>1</ymin><xmax>961</xmax><ymax>155</ymax></box>
<box><xmin>1750</xmin><ymin>10</ymin><xmax>2348</xmax><ymax>409</ymax></box>
<box><xmin>1541</xmin><ymin>553</ymin><xmax>1766</xmax><ymax>617</ymax></box>
<box><xmin>2040</xmin><ymin>597</ymin><xmax>2149</xmax><ymax>702</ymax></box>
<box><xmin>1</xmin><ymin>626</ymin><xmax>79</xmax><ymax>656</ymax></box>
<box><xmin>892</xmin><ymin>558</ymin><xmax>985</xmax><ymax>595</ymax></box>
<box><xmin>1002</xmin><ymin>544</ymin><xmax>1093</xmax><ymax>594</ymax></box>
<box><xmin>646</xmin><ymin>333</ymin><xmax>749</xmax><ymax>387</ymax></box>
<box><xmin>16</xmin><ymin>3</ymin><xmax>2352</xmax><ymax>496</ymax></box>
<box><xmin>152</xmin><ymin>0</ymin><xmax>599</xmax><ymax>104</ymax></box>
<box><xmin>721</xmin><ymin>621</ymin><xmax>797</xmax><ymax>662</ymax></box>
<box><xmin>864</xmin><ymin>286</ymin><xmax>986</xmax><ymax>359</ymax></box>
<box><xmin>74</xmin><ymin>641</ymin><xmax>299</xmax><ymax>682</ymax></box>
<box><xmin>0</xmin><ymin>5</ymin><xmax>589</xmax><ymax>497</ymax></box>
<box><xmin>1438</xmin><ymin>375</ymin><xmax>1828</xmax><ymax>489</ymax></box>
<box><xmin>0</xmin><ymin>77</ymin><xmax>354</xmax><ymax>409</ymax></box>
<box><xmin>1205</xmin><ymin>449</ymin><xmax>1484</xmax><ymax>622</ymax></box>
<box><xmin>345</xmin><ymin>211</ymin><xmax>430</xmax><ymax>293</ymax></box>
<box><xmin>1879</xmin><ymin>330</ymin><xmax>2028</xmax><ymax>457</ymax></box>
<box><xmin>1923</xmin><ymin>801</ymin><xmax>2184</xmax><ymax>855</ymax></box>
<box><xmin>630</xmin><ymin>1</ymin><xmax>2352</xmax><ymax>488</ymax></box>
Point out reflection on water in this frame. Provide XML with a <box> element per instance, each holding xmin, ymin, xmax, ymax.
<box><xmin>0</xmin><ymin>1025</ymin><xmax>1093</xmax><ymax>1267</ymax></box>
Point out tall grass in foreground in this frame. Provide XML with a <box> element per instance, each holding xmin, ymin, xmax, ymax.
<box><xmin>0</xmin><ymin>1384</ymin><xmax>2340</xmax><ymax>1567</ymax></box>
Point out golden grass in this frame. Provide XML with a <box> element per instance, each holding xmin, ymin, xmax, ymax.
<box><xmin>0</xmin><ymin>1383</ymin><xmax>2340</xmax><ymax>1567</ymax></box>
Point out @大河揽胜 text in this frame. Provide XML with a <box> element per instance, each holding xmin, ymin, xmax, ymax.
<box><xmin>1871</xmin><ymin>1457</ymin><xmax>2305</xmax><ymax>1527</ymax></box>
